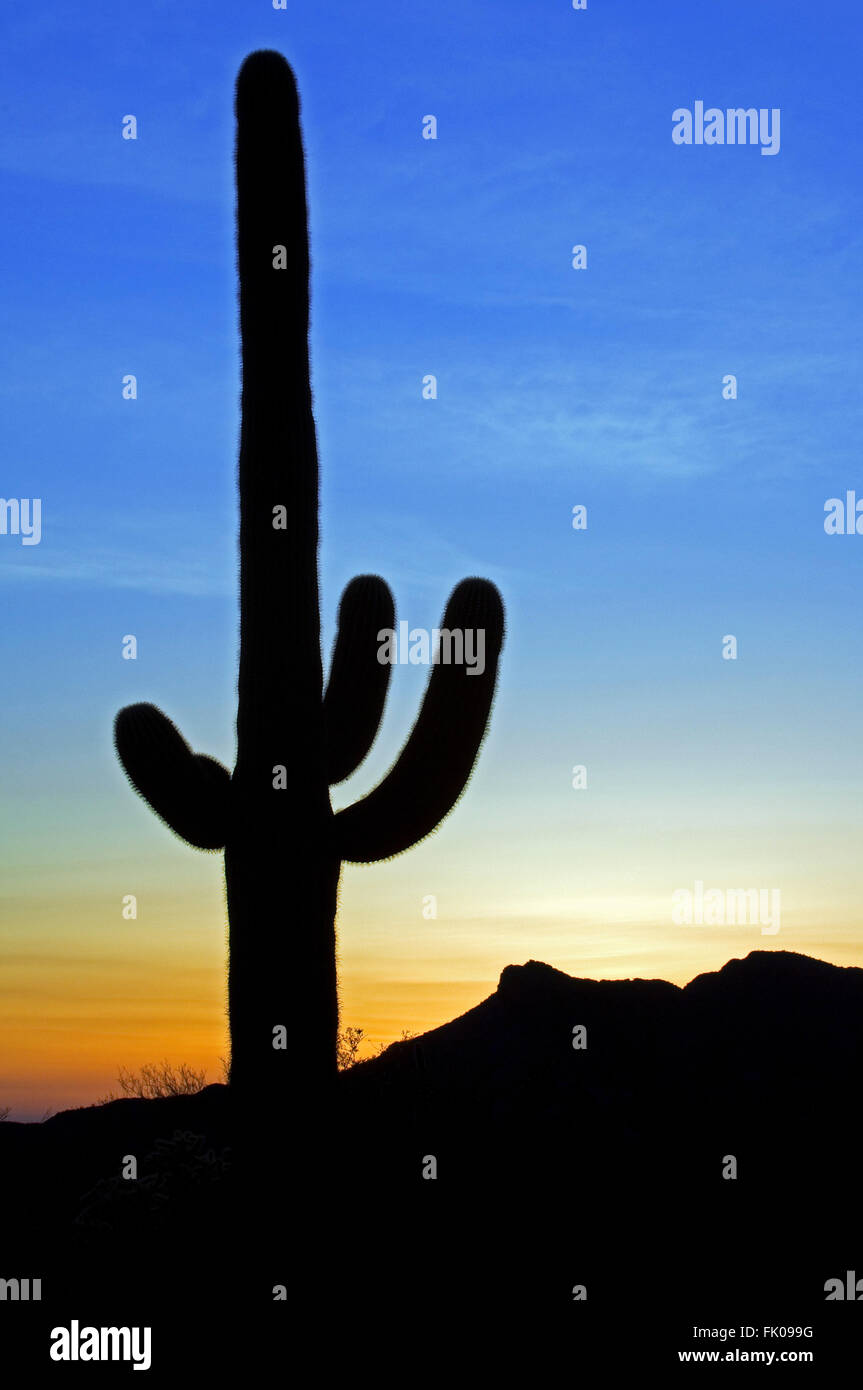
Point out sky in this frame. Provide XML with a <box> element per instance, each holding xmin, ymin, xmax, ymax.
<box><xmin>2</xmin><ymin>0</ymin><xmax>863</xmax><ymax>1117</ymax></box>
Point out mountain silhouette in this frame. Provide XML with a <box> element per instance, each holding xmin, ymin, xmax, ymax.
<box><xmin>336</xmin><ymin>948</ymin><xmax>862</xmax><ymax>1205</ymax></box>
<box><xmin>3</xmin><ymin>949</ymin><xmax>861</xmax><ymax>1369</ymax></box>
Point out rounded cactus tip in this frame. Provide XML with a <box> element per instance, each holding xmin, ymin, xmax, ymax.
<box><xmin>445</xmin><ymin>577</ymin><xmax>505</xmax><ymax>638</ymax></box>
<box><xmin>114</xmin><ymin>701</ymin><xmax>163</xmax><ymax>740</ymax></box>
<box><xmin>236</xmin><ymin>50</ymin><xmax>299</xmax><ymax>115</ymax></box>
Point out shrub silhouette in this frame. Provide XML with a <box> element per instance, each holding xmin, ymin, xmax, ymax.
<box><xmin>113</xmin><ymin>52</ymin><xmax>504</xmax><ymax>1105</ymax></box>
<box><xmin>337</xmin><ymin>1027</ymin><xmax>366</xmax><ymax>1071</ymax></box>
<box><xmin>98</xmin><ymin>1061</ymin><xmax>209</xmax><ymax>1103</ymax></box>
<box><xmin>75</xmin><ymin>1130</ymin><xmax>230</xmax><ymax>1245</ymax></box>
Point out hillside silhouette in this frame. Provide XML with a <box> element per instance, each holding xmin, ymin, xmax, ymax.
<box><xmin>2</xmin><ymin>949</ymin><xmax>861</xmax><ymax>1368</ymax></box>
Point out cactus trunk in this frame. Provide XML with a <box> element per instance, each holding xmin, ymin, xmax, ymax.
<box><xmin>229</xmin><ymin>54</ymin><xmax>337</xmax><ymax>1101</ymax></box>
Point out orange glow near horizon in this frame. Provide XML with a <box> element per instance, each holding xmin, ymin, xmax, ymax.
<box><xmin>4</xmin><ymin>862</ymin><xmax>863</xmax><ymax>1120</ymax></box>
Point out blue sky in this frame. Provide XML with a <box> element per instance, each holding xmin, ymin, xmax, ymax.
<box><xmin>2</xmin><ymin>0</ymin><xmax>863</xmax><ymax>1113</ymax></box>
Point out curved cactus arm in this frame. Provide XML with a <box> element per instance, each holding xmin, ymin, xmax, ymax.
<box><xmin>324</xmin><ymin>574</ymin><xmax>395</xmax><ymax>785</ymax></box>
<box><xmin>114</xmin><ymin>703</ymin><xmax>231</xmax><ymax>851</ymax></box>
<box><xmin>332</xmin><ymin>577</ymin><xmax>504</xmax><ymax>863</ymax></box>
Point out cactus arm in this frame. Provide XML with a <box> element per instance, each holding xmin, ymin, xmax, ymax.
<box><xmin>114</xmin><ymin>703</ymin><xmax>230</xmax><ymax>851</ymax></box>
<box><xmin>324</xmin><ymin>574</ymin><xmax>395</xmax><ymax>785</ymax></box>
<box><xmin>332</xmin><ymin>577</ymin><xmax>504</xmax><ymax>862</ymax></box>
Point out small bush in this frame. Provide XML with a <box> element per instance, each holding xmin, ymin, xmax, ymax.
<box><xmin>99</xmin><ymin>1061</ymin><xmax>208</xmax><ymax>1104</ymax></box>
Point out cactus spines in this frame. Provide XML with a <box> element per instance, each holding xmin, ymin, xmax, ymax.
<box><xmin>114</xmin><ymin>50</ymin><xmax>505</xmax><ymax>1106</ymax></box>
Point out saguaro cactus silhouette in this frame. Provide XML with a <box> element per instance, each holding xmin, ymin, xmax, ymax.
<box><xmin>114</xmin><ymin>51</ymin><xmax>504</xmax><ymax>1103</ymax></box>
